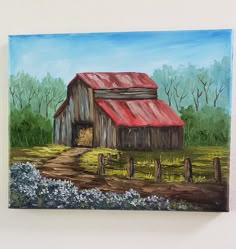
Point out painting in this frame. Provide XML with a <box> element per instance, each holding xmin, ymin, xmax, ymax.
<box><xmin>9</xmin><ymin>30</ymin><xmax>233</xmax><ymax>211</ymax></box>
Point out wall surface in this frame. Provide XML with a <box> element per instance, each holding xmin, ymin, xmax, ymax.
<box><xmin>0</xmin><ymin>0</ymin><xmax>236</xmax><ymax>249</ymax></box>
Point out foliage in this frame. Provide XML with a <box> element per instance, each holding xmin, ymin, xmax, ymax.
<box><xmin>10</xmin><ymin>107</ymin><xmax>53</xmax><ymax>147</ymax></box>
<box><xmin>9</xmin><ymin>162</ymin><xmax>201</xmax><ymax>210</ymax></box>
<box><xmin>151</xmin><ymin>56</ymin><xmax>232</xmax><ymax>112</ymax></box>
<box><xmin>9</xmin><ymin>71</ymin><xmax>66</xmax><ymax>119</ymax></box>
<box><xmin>80</xmin><ymin>146</ymin><xmax>229</xmax><ymax>183</ymax></box>
<box><xmin>180</xmin><ymin>105</ymin><xmax>231</xmax><ymax>146</ymax></box>
<box><xmin>9</xmin><ymin>72</ymin><xmax>66</xmax><ymax>147</ymax></box>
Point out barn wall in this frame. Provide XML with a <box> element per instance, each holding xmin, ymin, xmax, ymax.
<box><xmin>53</xmin><ymin>106</ymin><xmax>72</xmax><ymax>146</ymax></box>
<box><xmin>69</xmin><ymin>97</ymin><xmax>74</xmax><ymax>124</ymax></box>
<box><xmin>54</xmin><ymin>78</ymin><xmax>95</xmax><ymax>146</ymax></box>
<box><xmin>78</xmin><ymin>80</ymin><xmax>90</xmax><ymax>121</ymax></box>
<box><xmin>65</xmin><ymin>105</ymin><xmax>72</xmax><ymax>146</ymax></box>
<box><xmin>61</xmin><ymin>111</ymin><xmax>66</xmax><ymax>144</ymax></box>
<box><xmin>88</xmin><ymin>88</ymin><xmax>94</xmax><ymax>121</ymax></box>
<box><xmin>117</xmin><ymin>126</ymin><xmax>183</xmax><ymax>150</ymax></box>
<box><xmin>67</xmin><ymin>79</ymin><xmax>94</xmax><ymax>124</ymax></box>
<box><xmin>94</xmin><ymin>88</ymin><xmax>157</xmax><ymax>99</ymax></box>
<box><xmin>117</xmin><ymin>127</ymin><xmax>150</xmax><ymax>150</ymax></box>
<box><xmin>69</xmin><ymin>80</ymin><xmax>79</xmax><ymax>122</ymax></box>
<box><xmin>53</xmin><ymin>117</ymin><xmax>61</xmax><ymax>144</ymax></box>
<box><xmin>93</xmin><ymin>103</ymin><xmax>117</xmax><ymax>148</ymax></box>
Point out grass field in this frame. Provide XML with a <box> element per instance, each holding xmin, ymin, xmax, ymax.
<box><xmin>10</xmin><ymin>144</ymin><xmax>69</xmax><ymax>166</ymax></box>
<box><xmin>80</xmin><ymin>146</ymin><xmax>230</xmax><ymax>183</ymax></box>
<box><xmin>10</xmin><ymin>145</ymin><xmax>230</xmax><ymax>183</ymax></box>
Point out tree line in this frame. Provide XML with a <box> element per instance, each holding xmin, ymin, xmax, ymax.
<box><xmin>151</xmin><ymin>56</ymin><xmax>231</xmax><ymax>112</ymax></box>
<box><xmin>10</xmin><ymin>72</ymin><xmax>66</xmax><ymax>119</ymax></box>
<box><xmin>9</xmin><ymin>72</ymin><xmax>66</xmax><ymax>147</ymax></box>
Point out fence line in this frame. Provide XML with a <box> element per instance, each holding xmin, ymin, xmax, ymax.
<box><xmin>95</xmin><ymin>153</ymin><xmax>222</xmax><ymax>184</ymax></box>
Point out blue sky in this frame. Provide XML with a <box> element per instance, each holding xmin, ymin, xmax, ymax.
<box><xmin>9</xmin><ymin>29</ymin><xmax>233</xmax><ymax>83</ymax></box>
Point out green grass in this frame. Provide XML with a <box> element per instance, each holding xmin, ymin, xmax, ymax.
<box><xmin>10</xmin><ymin>145</ymin><xmax>230</xmax><ymax>183</ymax></box>
<box><xmin>10</xmin><ymin>144</ymin><xmax>69</xmax><ymax>166</ymax></box>
<box><xmin>80</xmin><ymin>146</ymin><xmax>230</xmax><ymax>183</ymax></box>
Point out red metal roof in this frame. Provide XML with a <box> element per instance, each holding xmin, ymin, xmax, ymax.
<box><xmin>95</xmin><ymin>99</ymin><xmax>184</xmax><ymax>127</ymax></box>
<box><xmin>76</xmin><ymin>72</ymin><xmax>158</xmax><ymax>89</ymax></box>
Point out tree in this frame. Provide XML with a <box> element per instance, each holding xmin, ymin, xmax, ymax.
<box><xmin>9</xmin><ymin>71</ymin><xmax>66</xmax><ymax>120</ymax></box>
<box><xmin>9</xmin><ymin>75</ymin><xmax>17</xmax><ymax>108</ymax></box>
<box><xmin>209</xmin><ymin>57</ymin><xmax>231</xmax><ymax>108</ymax></box>
<box><xmin>152</xmin><ymin>65</ymin><xmax>180</xmax><ymax>107</ymax></box>
<box><xmin>151</xmin><ymin>58</ymin><xmax>231</xmax><ymax>112</ymax></box>
<box><xmin>9</xmin><ymin>74</ymin><xmax>24</xmax><ymax>109</ymax></box>
<box><xmin>35</xmin><ymin>83</ymin><xmax>44</xmax><ymax>114</ymax></box>
<box><xmin>41</xmin><ymin>73</ymin><xmax>66</xmax><ymax>118</ymax></box>
<box><xmin>213</xmin><ymin>84</ymin><xmax>224</xmax><ymax>107</ymax></box>
<box><xmin>173</xmin><ymin>81</ymin><xmax>187</xmax><ymax>112</ymax></box>
<box><xmin>9</xmin><ymin>72</ymin><xmax>37</xmax><ymax>109</ymax></box>
<box><xmin>183</xmin><ymin>65</ymin><xmax>204</xmax><ymax>112</ymax></box>
<box><xmin>197</xmin><ymin>68</ymin><xmax>213</xmax><ymax>105</ymax></box>
<box><xmin>191</xmin><ymin>87</ymin><xmax>203</xmax><ymax>111</ymax></box>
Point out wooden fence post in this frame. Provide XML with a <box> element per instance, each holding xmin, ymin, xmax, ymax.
<box><xmin>184</xmin><ymin>158</ymin><xmax>193</xmax><ymax>182</ymax></box>
<box><xmin>213</xmin><ymin>157</ymin><xmax>222</xmax><ymax>183</ymax></box>
<box><xmin>154</xmin><ymin>159</ymin><xmax>161</xmax><ymax>182</ymax></box>
<box><xmin>107</xmin><ymin>153</ymin><xmax>112</xmax><ymax>161</ymax></box>
<box><xmin>97</xmin><ymin>153</ymin><xmax>105</xmax><ymax>175</ymax></box>
<box><xmin>127</xmin><ymin>157</ymin><xmax>135</xmax><ymax>178</ymax></box>
<box><xmin>117</xmin><ymin>152</ymin><xmax>121</xmax><ymax>161</ymax></box>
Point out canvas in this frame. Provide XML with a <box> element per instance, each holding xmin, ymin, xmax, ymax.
<box><xmin>9</xmin><ymin>30</ymin><xmax>233</xmax><ymax>211</ymax></box>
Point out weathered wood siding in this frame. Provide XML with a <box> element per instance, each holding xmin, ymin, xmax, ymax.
<box><xmin>65</xmin><ymin>105</ymin><xmax>72</xmax><ymax>145</ymax></box>
<box><xmin>53</xmin><ymin>117</ymin><xmax>61</xmax><ymax>144</ymax></box>
<box><xmin>67</xmin><ymin>79</ymin><xmax>94</xmax><ymax>124</ymax></box>
<box><xmin>117</xmin><ymin>126</ymin><xmax>183</xmax><ymax>150</ymax></box>
<box><xmin>93</xmin><ymin>103</ymin><xmax>117</xmax><ymax>148</ymax></box>
<box><xmin>53</xmin><ymin>105</ymin><xmax>72</xmax><ymax>146</ymax></box>
<box><xmin>94</xmin><ymin>88</ymin><xmax>157</xmax><ymax>99</ymax></box>
<box><xmin>54</xmin><ymin>78</ymin><xmax>94</xmax><ymax>146</ymax></box>
<box><xmin>78</xmin><ymin>80</ymin><xmax>90</xmax><ymax>121</ymax></box>
<box><xmin>69</xmin><ymin>97</ymin><xmax>74</xmax><ymax>123</ymax></box>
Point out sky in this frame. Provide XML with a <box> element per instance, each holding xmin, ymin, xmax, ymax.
<box><xmin>9</xmin><ymin>29</ymin><xmax>233</xmax><ymax>83</ymax></box>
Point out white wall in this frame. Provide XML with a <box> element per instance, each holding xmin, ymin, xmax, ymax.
<box><xmin>0</xmin><ymin>1</ymin><xmax>235</xmax><ymax>248</ymax></box>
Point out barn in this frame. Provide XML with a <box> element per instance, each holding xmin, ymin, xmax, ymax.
<box><xmin>53</xmin><ymin>72</ymin><xmax>184</xmax><ymax>150</ymax></box>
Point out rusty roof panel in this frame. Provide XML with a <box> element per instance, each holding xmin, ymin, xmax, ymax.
<box><xmin>95</xmin><ymin>99</ymin><xmax>184</xmax><ymax>127</ymax></box>
<box><xmin>76</xmin><ymin>72</ymin><xmax>158</xmax><ymax>89</ymax></box>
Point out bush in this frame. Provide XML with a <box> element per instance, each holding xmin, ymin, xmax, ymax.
<box><xmin>9</xmin><ymin>162</ymin><xmax>199</xmax><ymax>210</ymax></box>
<box><xmin>10</xmin><ymin>162</ymin><xmax>41</xmax><ymax>208</ymax></box>
<box><xmin>180</xmin><ymin>105</ymin><xmax>231</xmax><ymax>146</ymax></box>
<box><xmin>10</xmin><ymin>107</ymin><xmax>52</xmax><ymax>147</ymax></box>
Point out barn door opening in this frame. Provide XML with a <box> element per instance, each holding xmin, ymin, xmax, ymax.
<box><xmin>72</xmin><ymin>124</ymin><xmax>93</xmax><ymax>147</ymax></box>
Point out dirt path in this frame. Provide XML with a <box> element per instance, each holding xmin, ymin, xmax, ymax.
<box><xmin>40</xmin><ymin>147</ymin><xmax>91</xmax><ymax>175</ymax></box>
<box><xmin>39</xmin><ymin>147</ymin><xmax>228</xmax><ymax>211</ymax></box>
